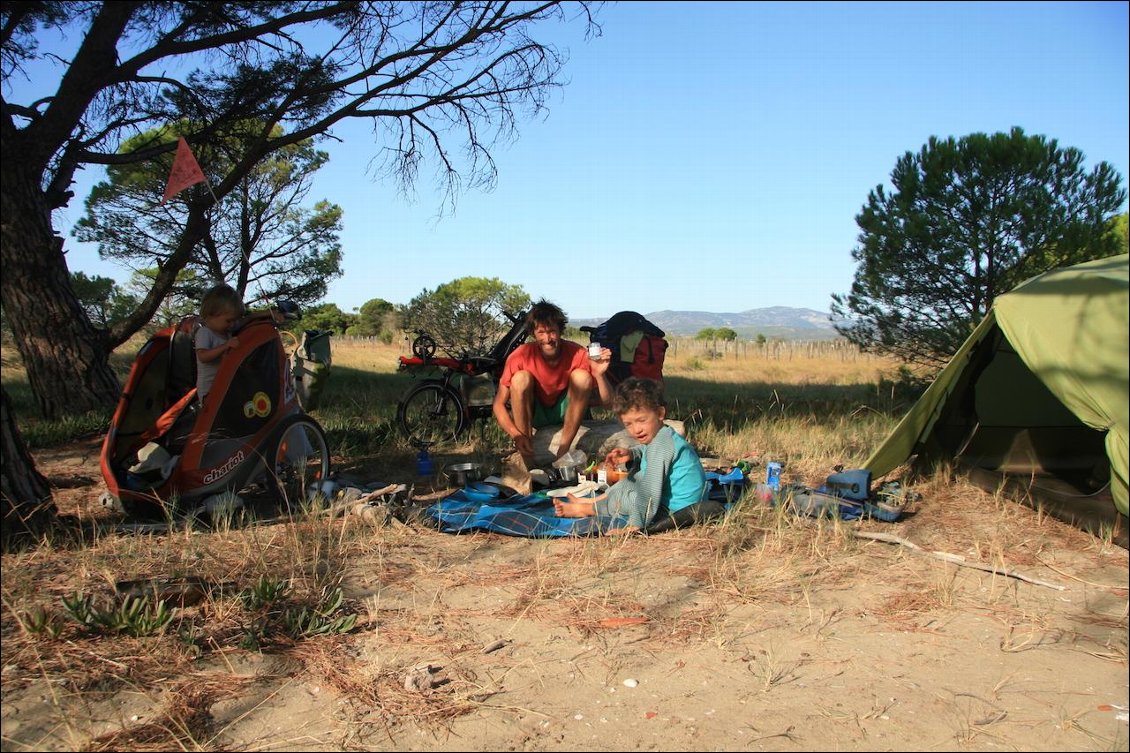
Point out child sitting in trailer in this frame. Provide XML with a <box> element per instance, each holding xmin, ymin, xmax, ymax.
<box><xmin>194</xmin><ymin>283</ymin><xmax>244</xmax><ymax>405</ymax></box>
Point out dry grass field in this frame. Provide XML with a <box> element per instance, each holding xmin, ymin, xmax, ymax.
<box><xmin>2</xmin><ymin>335</ymin><xmax>1127</xmax><ymax>751</ymax></box>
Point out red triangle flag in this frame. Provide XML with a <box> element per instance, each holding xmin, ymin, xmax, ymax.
<box><xmin>161</xmin><ymin>137</ymin><xmax>206</xmax><ymax>204</ymax></box>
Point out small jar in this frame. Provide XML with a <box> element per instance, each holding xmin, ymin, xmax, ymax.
<box><xmin>588</xmin><ymin>342</ymin><xmax>602</xmax><ymax>359</ymax></box>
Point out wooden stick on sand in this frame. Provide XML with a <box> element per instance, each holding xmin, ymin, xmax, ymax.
<box><xmin>854</xmin><ymin>530</ymin><xmax>1066</xmax><ymax>590</ymax></box>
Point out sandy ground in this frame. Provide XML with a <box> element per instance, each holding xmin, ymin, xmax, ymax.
<box><xmin>1</xmin><ymin>438</ymin><xmax>1127</xmax><ymax>752</ymax></box>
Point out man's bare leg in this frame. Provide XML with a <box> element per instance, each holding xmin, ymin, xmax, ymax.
<box><xmin>508</xmin><ymin>370</ymin><xmax>537</xmax><ymax>464</ymax></box>
<box><xmin>556</xmin><ymin>369</ymin><xmax>594</xmax><ymax>459</ymax></box>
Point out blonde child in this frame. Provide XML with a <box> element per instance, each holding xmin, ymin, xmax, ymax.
<box><xmin>194</xmin><ymin>283</ymin><xmax>244</xmax><ymax>402</ymax></box>
<box><xmin>554</xmin><ymin>377</ymin><xmax>710</xmax><ymax>533</ymax></box>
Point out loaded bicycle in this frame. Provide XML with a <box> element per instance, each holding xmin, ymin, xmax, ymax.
<box><xmin>396</xmin><ymin>310</ymin><xmax>529</xmax><ymax>447</ymax></box>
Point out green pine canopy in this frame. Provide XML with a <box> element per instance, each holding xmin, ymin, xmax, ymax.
<box><xmin>865</xmin><ymin>254</ymin><xmax>1129</xmax><ymax>544</ymax></box>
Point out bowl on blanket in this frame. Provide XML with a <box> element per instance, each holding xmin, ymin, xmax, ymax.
<box><xmin>444</xmin><ymin>462</ymin><xmax>483</xmax><ymax>486</ymax></box>
<box><xmin>459</xmin><ymin>482</ymin><xmax>502</xmax><ymax>503</ymax></box>
<box><xmin>459</xmin><ymin>488</ymin><xmax>494</xmax><ymax>503</ymax></box>
<box><xmin>467</xmin><ymin>481</ymin><xmax>500</xmax><ymax>498</ymax></box>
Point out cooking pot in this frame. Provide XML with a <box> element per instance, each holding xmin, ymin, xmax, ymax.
<box><xmin>555</xmin><ymin>463</ymin><xmax>581</xmax><ymax>483</ymax></box>
<box><xmin>444</xmin><ymin>462</ymin><xmax>483</xmax><ymax>486</ymax></box>
<box><xmin>551</xmin><ymin>449</ymin><xmax>587</xmax><ymax>484</ymax></box>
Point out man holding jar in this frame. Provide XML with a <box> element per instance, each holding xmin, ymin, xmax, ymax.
<box><xmin>493</xmin><ymin>299</ymin><xmax>613</xmax><ymax>465</ymax></box>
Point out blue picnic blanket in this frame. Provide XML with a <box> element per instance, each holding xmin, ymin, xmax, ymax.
<box><xmin>425</xmin><ymin>470</ymin><xmax>748</xmax><ymax>537</ymax></box>
<box><xmin>425</xmin><ymin>489</ymin><xmax>630</xmax><ymax>537</ymax></box>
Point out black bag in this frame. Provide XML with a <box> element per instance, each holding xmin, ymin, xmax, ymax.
<box><xmin>580</xmin><ymin>311</ymin><xmax>668</xmax><ymax>386</ymax></box>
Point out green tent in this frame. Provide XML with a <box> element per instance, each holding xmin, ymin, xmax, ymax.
<box><xmin>865</xmin><ymin>254</ymin><xmax>1129</xmax><ymax>545</ymax></box>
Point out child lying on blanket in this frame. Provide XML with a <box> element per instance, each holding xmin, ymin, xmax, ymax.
<box><xmin>553</xmin><ymin>377</ymin><xmax>708</xmax><ymax>534</ymax></box>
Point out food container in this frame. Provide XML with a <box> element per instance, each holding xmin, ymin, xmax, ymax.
<box><xmin>444</xmin><ymin>462</ymin><xmax>483</xmax><ymax>486</ymax></box>
<box><xmin>603</xmin><ymin>464</ymin><xmax>628</xmax><ymax>484</ymax></box>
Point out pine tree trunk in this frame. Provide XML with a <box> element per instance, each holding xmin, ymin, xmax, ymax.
<box><xmin>1</xmin><ymin>386</ymin><xmax>55</xmax><ymax>550</ymax></box>
<box><xmin>0</xmin><ymin>149</ymin><xmax>121</xmax><ymax>420</ymax></box>
<box><xmin>1</xmin><ymin>127</ymin><xmax>119</xmax><ymax>545</ymax></box>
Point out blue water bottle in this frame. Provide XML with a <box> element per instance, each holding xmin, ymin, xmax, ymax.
<box><xmin>416</xmin><ymin>447</ymin><xmax>434</xmax><ymax>477</ymax></box>
<box><xmin>766</xmin><ymin>461</ymin><xmax>782</xmax><ymax>491</ymax></box>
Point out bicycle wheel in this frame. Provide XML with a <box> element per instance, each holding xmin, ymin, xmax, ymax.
<box><xmin>257</xmin><ymin>413</ymin><xmax>332</xmax><ymax>510</ymax></box>
<box><xmin>397</xmin><ymin>382</ymin><xmax>467</xmax><ymax>446</ymax></box>
<box><xmin>412</xmin><ymin>333</ymin><xmax>437</xmax><ymax>360</ymax></box>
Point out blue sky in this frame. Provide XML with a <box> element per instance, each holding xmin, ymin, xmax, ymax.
<box><xmin>47</xmin><ymin>1</ymin><xmax>1130</xmax><ymax>321</ymax></box>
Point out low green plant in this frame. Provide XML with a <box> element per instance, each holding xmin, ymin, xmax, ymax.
<box><xmin>116</xmin><ymin>595</ymin><xmax>174</xmax><ymax>637</ymax></box>
<box><xmin>61</xmin><ymin>591</ymin><xmax>96</xmax><ymax>627</ymax></box>
<box><xmin>281</xmin><ymin>587</ymin><xmax>357</xmax><ymax>639</ymax></box>
<box><xmin>61</xmin><ymin>591</ymin><xmax>173</xmax><ymax>637</ymax></box>
<box><xmin>241</xmin><ymin>575</ymin><xmax>290</xmax><ymax>610</ymax></box>
<box><xmin>238</xmin><ymin>627</ymin><xmax>264</xmax><ymax>651</ymax></box>
<box><xmin>239</xmin><ymin>581</ymin><xmax>355</xmax><ymax>648</ymax></box>
<box><xmin>17</xmin><ymin>605</ymin><xmax>66</xmax><ymax>639</ymax></box>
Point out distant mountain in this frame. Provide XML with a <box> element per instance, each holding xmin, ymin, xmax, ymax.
<box><xmin>573</xmin><ymin>307</ymin><xmax>843</xmax><ymax>341</ymax></box>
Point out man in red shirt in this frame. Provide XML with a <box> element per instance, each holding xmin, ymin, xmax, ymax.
<box><xmin>494</xmin><ymin>300</ymin><xmax>613</xmax><ymax>465</ymax></box>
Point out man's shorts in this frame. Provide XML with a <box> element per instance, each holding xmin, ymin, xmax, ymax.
<box><xmin>532</xmin><ymin>394</ymin><xmax>569</xmax><ymax>428</ymax></box>
<box><xmin>531</xmin><ymin>394</ymin><xmax>593</xmax><ymax>428</ymax></box>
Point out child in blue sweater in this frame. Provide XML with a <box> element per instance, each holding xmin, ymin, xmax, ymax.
<box><xmin>554</xmin><ymin>377</ymin><xmax>708</xmax><ymax>533</ymax></box>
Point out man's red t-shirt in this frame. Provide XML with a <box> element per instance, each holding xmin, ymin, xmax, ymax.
<box><xmin>500</xmin><ymin>341</ymin><xmax>591</xmax><ymax>406</ymax></box>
